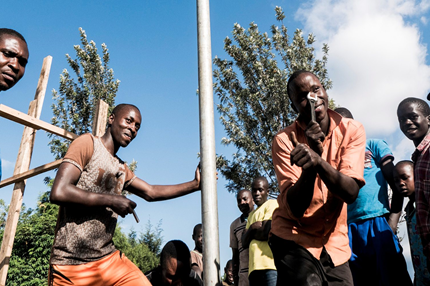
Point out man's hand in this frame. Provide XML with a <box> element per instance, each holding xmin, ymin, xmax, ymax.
<box><xmin>305</xmin><ymin>120</ymin><xmax>324</xmax><ymax>155</ymax></box>
<box><xmin>290</xmin><ymin>131</ymin><xmax>321</xmax><ymax>170</ymax></box>
<box><xmin>110</xmin><ymin>196</ymin><xmax>137</xmax><ymax>218</ymax></box>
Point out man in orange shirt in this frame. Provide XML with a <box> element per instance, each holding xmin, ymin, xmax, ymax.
<box><xmin>270</xmin><ymin>70</ymin><xmax>366</xmax><ymax>286</ymax></box>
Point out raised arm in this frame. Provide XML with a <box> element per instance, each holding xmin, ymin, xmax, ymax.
<box><xmin>126</xmin><ymin>164</ymin><xmax>201</xmax><ymax>201</ymax></box>
<box><xmin>50</xmin><ymin>162</ymin><xmax>136</xmax><ymax>218</ymax></box>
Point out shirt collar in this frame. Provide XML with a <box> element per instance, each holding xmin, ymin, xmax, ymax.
<box><xmin>412</xmin><ymin>132</ymin><xmax>430</xmax><ymax>162</ymax></box>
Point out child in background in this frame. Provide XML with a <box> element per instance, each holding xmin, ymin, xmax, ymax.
<box><xmin>397</xmin><ymin>97</ymin><xmax>430</xmax><ymax>273</ymax></box>
<box><xmin>394</xmin><ymin>160</ymin><xmax>430</xmax><ymax>285</ymax></box>
<box><xmin>222</xmin><ymin>260</ymin><xmax>234</xmax><ymax>285</ymax></box>
<box><xmin>191</xmin><ymin>223</ymin><xmax>203</xmax><ymax>279</ymax></box>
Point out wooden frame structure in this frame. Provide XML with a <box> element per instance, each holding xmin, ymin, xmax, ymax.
<box><xmin>0</xmin><ymin>56</ymin><xmax>109</xmax><ymax>286</ymax></box>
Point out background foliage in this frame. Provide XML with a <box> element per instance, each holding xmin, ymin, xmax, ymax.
<box><xmin>214</xmin><ymin>6</ymin><xmax>334</xmax><ymax>195</ymax></box>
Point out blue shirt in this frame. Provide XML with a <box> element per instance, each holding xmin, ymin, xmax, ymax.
<box><xmin>347</xmin><ymin>139</ymin><xmax>393</xmax><ymax>224</ymax></box>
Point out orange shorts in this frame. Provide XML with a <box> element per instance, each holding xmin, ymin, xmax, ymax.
<box><xmin>49</xmin><ymin>250</ymin><xmax>151</xmax><ymax>286</ymax></box>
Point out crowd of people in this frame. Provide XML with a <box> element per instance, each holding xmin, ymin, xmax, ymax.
<box><xmin>3</xmin><ymin>27</ymin><xmax>430</xmax><ymax>286</ymax></box>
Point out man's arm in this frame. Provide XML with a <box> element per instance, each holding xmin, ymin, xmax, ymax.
<box><xmin>50</xmin><ymin>162</ymin><xmax>137</xmax><ymax>217</ymax></box>
<box><xmin>288</xmin><ymin>130</ymin><xmax>360</xmax><ymax>217</ymax></box>
<box><xmin>125</xmin><ymin>165</ymin><xmax>200</xmax><ymax>201</ymax></box>
<box><xmin>380</xmin><ymin>158</ymin><xmax>403</xmax><ymax>233</ymax></box>
<box><xmin>241</xmin><ymin>220</ymin><xmax>271</xmax><ymax>248</ymax></box>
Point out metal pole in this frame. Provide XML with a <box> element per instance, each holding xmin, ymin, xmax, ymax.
<box><xmin>196</xmin><ymin>0</ymin><xmax>220</xmax><ymax>285</ymax></box>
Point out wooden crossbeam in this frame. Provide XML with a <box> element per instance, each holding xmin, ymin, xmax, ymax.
<box><xmin>0</xmin><ymin>104</ymin><xmax>78</xmax><ymax>141</ymax></box>
<box><xmin>0</xmin><ymin>159</ymin><xmax>62</xmax><ymax>189</ymax></box>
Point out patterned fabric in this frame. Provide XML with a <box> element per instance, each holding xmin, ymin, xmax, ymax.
<box><xmin>405</xmin><ymin>200</ymin><xmax>430</xmax><ymax>285</ymax></box>
<box><xmin>347</xmin><ymin>139</ymin><xmax>393</xmax><ymax>224</ymax></box>
<box><xmin>412</xmin><ymin>132</ymin><xmax>430</xmax><ymax>259</ymax></box>
<box><xmin>230</xmin><ymin>215</ymin><xmax>249</xmax><ymax>286</ymax></box>
<box><xmin>246</xmin><ymin>199</ymin><xmax>278</xmax><ymax>275</ymax></box>
<box><xmin>50</xmin><ymin>134</ymin><xmax>135</xmax><ymax>265</ymax></box>
<box><xmin>271</xmin><ymin>109</ymin><xmax>366</xmax><ymax>266</ymax></box>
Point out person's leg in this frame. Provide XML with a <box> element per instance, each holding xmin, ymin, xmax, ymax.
<box><xmin>348</xmin><ymin>220</ymin><xmax>378</xmax><ymax>286</ymax></box>
<box><xmin>319</xmin><ymin>248</ymin><xmax>353</xmax><ymax>286</ymax></box>
<box><xmin>264</xmin><ymin>269</ymin><xmax>277</xmax><ymax>286</ymax></box>
<box><xmin>248</xmin><ymin>270</ymin><xmax>264</xmax><ymax>286</ymax></box>
<box><xmin>269</xmin><ymin>234</ymin><xmax>325</xmax><ymax>286</ymax></box>
<box><xmin>373</xmin><ymin>216</ymin><xmax>413</xmax><ymax>286</ymax></box>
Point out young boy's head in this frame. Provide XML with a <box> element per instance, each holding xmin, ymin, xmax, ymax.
<box><xmin>159</xmin><ymin>240</ymin><xmax>191</xmax><ymax>286</ymax></box>
<box><xmin>192</xmin><ymin>223</ymin><xmax>203</xmax><ymax>253</ymax></box>
<box><xmin>251</xmin><ymin>177</ymin><xmax>269</xmax><ymax>207</ymax></box>
<box><xmin>223</xmin><ymin>259</ymin><xmax>234</xmax><ymax>285</ymax></box>
<box><xmin>393</xmin><ymin>160</ymin><xmax>415</xmax><ymax>198</ymax></box>
<box><xmin>397</xmin><ymin>97</ymin><xmax>430</xmax><ymax>147</ymax></box>
<box><xmin>334</xmin><ymin>107</ymin><xmax>354</xmax><ymax>119</ymax></box>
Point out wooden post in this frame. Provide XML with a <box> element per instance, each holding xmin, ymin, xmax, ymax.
<box><xmin>0</xmin><ymin>56</ymin><xmax>52</xmax><ymax>286</ymax></box>
<box><xmin>92</xmin><ymin>99</ymin><xmax>109</xmax><ymax>137</ymax></box>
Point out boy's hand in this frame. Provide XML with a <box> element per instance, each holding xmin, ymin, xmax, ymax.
<box><xmin>305</xmin><ymin>120</ymin><xmax>324</xmax><ymax>155</ymax></box>
<box><xmin>110</xmin><ymin>196</ymin><xmax>137</xmax><ymax>218</ymax></box>
<box><xmin>194</xmin><ymin>164</ymin><xmax>201</xmax><ymax>189</ymax></box>
<box><xmin>290</xmin><ymin>131</ymin><xmax>321</xmax><ymax>170</ymax></box>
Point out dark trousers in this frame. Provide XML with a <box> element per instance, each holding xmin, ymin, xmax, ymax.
<box><xmin>269</xmin><ymin>234</ymin><xmax>353</xmax><ymax>286</ymax></box>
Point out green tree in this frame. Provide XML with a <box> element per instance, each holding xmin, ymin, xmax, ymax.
<box><xmin>49</xmin><ymin>27</ymin><xmax>119</xmax><ymax>160</ymax></box>
<box><xmin>0</xmin><ymin>192</ymin><xmax>58</xmax><ymax>286</ymax></box>
<box><xmin>214</xmin><ymin>6</ymin><xmax>333</xmax><ymax>195</ymax></box>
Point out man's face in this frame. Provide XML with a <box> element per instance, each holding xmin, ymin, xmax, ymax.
<box><xmin>161</xmin><ymin>258</ymin><xmax>189</xmax><ymax>286</ymax></box>
<box><xmin>0</xmin><ymin>35</ymin><xmax>29</xmax><ymax>91</ymax></box>
<box><xmin>108</xmin><ymin>106</ymin><xmax>141</xmax><ymax>147</ymax></box>
<box><xmin>251</xmin><ymin>180</ymin><xmax>268</xmax><ymax>207</ymax></box>
<box><xmin>290</xmin><ymin>73</ymin><xmax>328</xmax><ymax>123</ymax></box>
<box><xmin>236</xmin><ymin>190</ymin><xmax>254</xmax><ymax>215</ymax></box>
<box><xmin>394</xmin><ymin>164</ymin><xmax>415</xmax><ymax>197</ymax></box>
<box><xmin>397</xmin><ymin>102</ymin><xmax>430</xmax><ymax>146</ymax></box>
<box><xmin>193</xmin><ymin>228</ymin><xmax>203</xmax><ymax>251</ymax></box>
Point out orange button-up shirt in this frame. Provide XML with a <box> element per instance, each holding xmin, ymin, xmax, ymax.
<box><xmin>271</xmin><ymin>109</ymin><xmax>366</xmax><ymax>266</ymax></box>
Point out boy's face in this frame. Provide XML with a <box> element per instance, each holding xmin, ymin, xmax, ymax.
<box><xmin>290</xmin><ymin>73</ymin><xmax>328</xmax><ymax>123</ymax></box>
<box><xmin>397</xmin><ymin>102</ymin><xmax>430</xmax><ymax>146</ymax></box>
<box><xmin>394</xmin><ymin>164</ymin><xmax>415</xmax><ymax>197</ymax></box>
<box><xmin>236</xmin><ymin>190</ymin><xmax>254</xmax><ymax>215</ymax></box>
<box><xmin>108</xmin><ymin>106</ymin><xmax>141</xmax><ymax>147</ymax></box>
<box><xmin>251</xmin><ymin>180</ymin><xmax>268</xmax><ymax>207</ymax></box>
<box><xmin>192</xmin><ymin>228</ymin><xmax>203</xmax><ymax>251</ymax></box>
<box><xmin>224</xmin><ymin>263</ymin><xmax>233</xmax><ymax>284</ymax></box>
<box><xmin>0</xmin><ymin>35</ymin><xmax>29</xmax><ymax>91</ymax></box>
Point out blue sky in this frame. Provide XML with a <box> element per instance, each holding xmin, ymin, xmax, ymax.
<box><xmin>1</xmin><ymin>0</ymin><xmax>430</xmax><ymax>278</ymax></box>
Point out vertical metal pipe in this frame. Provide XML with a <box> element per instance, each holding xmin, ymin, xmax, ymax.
<box><xmin>196</xmin><ymin>0</ymin><xmax>220</xmax><ymax>285</ymax></box>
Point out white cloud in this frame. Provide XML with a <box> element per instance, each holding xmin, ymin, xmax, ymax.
<box><xmin>296</xmin><ymin>0</ymin><xmax>430</xmax><ymax>138</ymax></box>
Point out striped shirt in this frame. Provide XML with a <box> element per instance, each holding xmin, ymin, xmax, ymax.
<box><xmin>230</xmin><ymin>215</ymin><xmax>249</xmax><ymax>286</ymax></box>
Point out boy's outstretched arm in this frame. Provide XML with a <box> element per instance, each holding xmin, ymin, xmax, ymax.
<box><xmin>126</xmin><ymin>164</ymin><xmax>201</xmax><ymax>201</ymax></box>
<box><xmin>50</xmin><ymin>162</ymin><xmax>137</xmax><ymax>218</ymax></box>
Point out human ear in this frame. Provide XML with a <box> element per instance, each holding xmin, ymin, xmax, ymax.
<box><xmin>108</xmin><ymin>114</ymin><xmax>115</xmax><ymax>124</ymax></box>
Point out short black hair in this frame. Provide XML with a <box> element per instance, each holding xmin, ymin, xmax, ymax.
<box><xmin>237</xmin><ymin>189</ymin><xmax>251</xmax><ymax>199</ymax></box>
<box><xmin>111</xmin><ymin>103</ymin><xmax>140</xmax><ymax>116</ymax></box>
<box><xmin>160</xmin><ymin>240</ymin><xmax>191</xmax><ymax>269</ymax></box>
<box><xmin>192</xmin><ymin>223</ymin><xmax>202</xmax><ymax>237</ymax></box>
<box><xmin>0</xmin><ymin>28</ymin><xmax>27</xmax><ymax>44</ymax></box>
<box><xmin>334</xmin><ymin>107</ymin><xmax>354</xmax><ymax>119</ymax></box>
<box><xmin>397</xmin><ymin>97</ymin><xmax>430</xmax><ymax>117</ymax></box>
<box><xmin>252</xmin><ymin>176</ymin><xmax>269</xmax><ymax>188</ymax></box>
<box><xmin>225</xmin><ymin>259</ymin><xmax>233</xmax><ymax>268</ymax></box>
<box><xmin>395</xmin><ymin>160</ymin><xmax>414</xmax><ymax>170</ymax></box>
